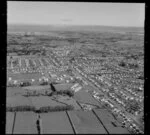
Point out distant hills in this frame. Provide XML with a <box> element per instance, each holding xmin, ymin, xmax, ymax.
<box><xmin>8</xmin><ymin>24</ymin><xmax>144</xmax><ymax>34</ymax></box>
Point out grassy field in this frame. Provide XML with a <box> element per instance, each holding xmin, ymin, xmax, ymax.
<box><xmin>13</xmin><ymin>112</ymin><xmax>38</xmax><ymax>134</ymax></box>
<box><xmin>53</xmin><ymin>95</ymin><xmax>81</xmax><ymax>110</ymax></box>
<box><xmin>7</xmin><ymin>24</ymin><xmax>144</xmax><ymax>133</ymax></box>
<box><xmin>68</xmin><ymin>110</ymin><xmax>107</xmax><ymax>134</ymax></box>
<box><xmin>6</xmin><ymin>112</ymin><xmax>15</xmax><ymax>134</ymax></box>
<box><xmin>29</xmin><ymin>96</ymin><xmax>66</xmax><ymax>109</ymax></box>
<box><xmin>40</xmin><ymin>111</ymin><xmax>74</xmax><ymax>134</ymax></box>
<box><xmin>54</xmin><ymin>83</ymin><xmax>73</xmax><ymax>91</ymax></box>
<box><xmin>8</xmin><ymin>72</ymin><xmax>42</xmax><ymax>81</ymax></box>
<box><xmin>7</xmin><ymin>96</ymin><xmax>32</xmax><ymax>107</ymax></box>
<box><xmin>93</xmin><ymin>109</ymin><xmax>130</xmax><ymax>134</ymax></box>
<box><xmin>7</xmin><ymin>87</ymin><xmax>26</xmax><ymax>97</ymax></box>
<box><xmin>74</xmin><ymin>90</ymin><xmax>101</xmax><ymax>107</ymax></box>
<box><xmin>22</xmin><ymin>85</ymin><xmax>51</xmax><ymax>91</ymax></box>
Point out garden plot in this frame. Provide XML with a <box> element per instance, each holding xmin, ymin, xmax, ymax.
<box><xmin>41</xmin><ymin>58</ymin><xmax>49</xmax><ymax>67</ymax></box>
<box><xmin>40</xmin><ymin>111</ymin><xmax>74</xmax><ymax>134</ymax></box>
<box><xmin>12</xmin><ymin>57</ymin><xmax>20</xmax><ymax>68</ymax></box>
<box><xmin>28</xmin><ymin>59</ymin><xmax>36</xmax><ymax>68</ymax></box>
<box><xmin>34</xmin><ymin>58</ymin><xmax>42</xmax><ymax>67</ymax></box>
<box><xmin>7</xmin><ymin>59</ymin><xmax>11</xmax><ymax>68</ymax></box>
<box><xmin>67</xmin><ymin>110</ymin><xmax>107</xmax><ymax>134</ymax></box>
<box><xmin>20</xmin><ymin>58</ymin><xmax>27</xmax><ymax>68</ymax></box>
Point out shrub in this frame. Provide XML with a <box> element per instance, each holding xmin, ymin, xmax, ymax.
<box><xmin>128</xmin><ymin>63</ymin><xmax>139</xmax><ymax>69</ymax></box>
<box><xmin>49</xmin><ymin>90</ymin><xmax>74</xmax><ymax>97</ymax></box>
<box><xmin>56</xmin><ymin>90</ymin><xmax>74</xmax><ymax>97</ymax></box>
<box><xmin>40</xmin><ymin>81</ymin><xmax>48</xmax><ymax>85</ymax></box>
<box><xmin>137</xmin><ymin>75</ymin><xmax>144</xmax><ymax>80</ymax></box>
<box><xmin>119</xmin><ymin>61</ymin><xmax>126</xmax><ymax>67</ymax></box>
<box><xmin>7</xmin><ymin>105</ymin><xmax>74</xmax><ymax>113</ymax></box>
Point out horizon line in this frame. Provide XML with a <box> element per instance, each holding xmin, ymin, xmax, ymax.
<box><xmin>8</xmin><ymin>23</ymin><xmax>144</xmax><ymax>28</ymax></box>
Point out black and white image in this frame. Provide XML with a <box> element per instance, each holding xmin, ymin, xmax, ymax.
<box><xmin>7</xmin><ymin>2</ymin><xmax>145</xmax><ymax>134</ymax></box>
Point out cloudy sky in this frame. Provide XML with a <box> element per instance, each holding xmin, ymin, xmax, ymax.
<box><xmin>8</xmin><ymin>2</ymin><xmax>145</xmax><ymax>27</ymax></box>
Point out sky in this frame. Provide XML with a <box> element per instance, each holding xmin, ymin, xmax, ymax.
<box><xmin>7</xmin><ymin>2</ymin><xmax>145</xmax><ymax>27</ymax></box>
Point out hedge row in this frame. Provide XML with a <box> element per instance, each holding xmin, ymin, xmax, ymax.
<box><xmin>6</xmin><ymin>105</ymin><xmax>36</xmax><ymax>112</ymax></box>
<box><xmin>6</xmin><ymin>105</ymin><xmax>74</xmax><ymax>113</ymax></box>
<box><xmin>50</xmin><ymin>90</ymin><xmax>74</xmax><ymax>97</ymax></box>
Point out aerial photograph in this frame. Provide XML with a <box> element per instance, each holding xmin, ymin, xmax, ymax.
<box><xmin>6</xmin><ymin>2</ymin><xmax>144</xmax><ymax>134</ymax></box>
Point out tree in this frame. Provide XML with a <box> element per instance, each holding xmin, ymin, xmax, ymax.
<box><xmin>40</xmin><ymin>81</ymin><xmax>48</xmax><ymax>85</ymax></box>
<box><xmin>119</xmin><ymin>61</ymin><xmax>126</xmax><ymax>67</ymax></box>
<box><xmin>128</xmin><ymin>63</ymin><xmax>139</xmax><ymax>69</ymax></box>
<box><xmin>50</xmin><ymin>83</ymin><xmax>56</xmax><ymax>92</ymax></box>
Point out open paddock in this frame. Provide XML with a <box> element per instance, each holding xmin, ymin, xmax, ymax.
<box><xmin>54</xmin><ymin>83</ymin><xmax>74</xmax><ymax>91</ymax></box>
<box><xmin>68</xmin><ymin>110</ymin><xmax>107</xmax><ymax>134</ymax></box>
<box><xmin>55</xmin><ymin>95</ymin><xmax>81</xmax><ymax>110</ymax></box>
<box><xmin>29</xmin><ymin>96</ymin><xmax>66</xmax><ymax>109</ymax></box>
<box><xmin>74</xmin><ymin>90</ymin><xmax>102</xmax><ymax>108</ymax></box>
<box><xmin>13</xmin><ymin>112</ymin><xmax>38</xmax><ymax>134</ymax></box>
<box><xmin>40</xmin><ymin>111</ymin><xmax>74</xmax><ymax>134</ymax></box>
<box><xmin>93</xmin><ymin>109</ymin><xmax>130</xmax><ymax>134</ymax></box>
<box><xmin>7</xmin><ymin>87</ymin><xmax>26</xmax><ymax>97</ymax></box>
<box><xmin>22</xmin><ymin>85</ymin><xmax>51</xmax><ymax>91</ymax></box>
<box><xmin>7</xmin><ymin>95</ymin><xmax>32</xmax><ymax>107</ymax></box>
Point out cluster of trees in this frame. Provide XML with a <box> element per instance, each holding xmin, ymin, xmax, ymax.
<box><xmin>125</xmin><ymin>54</ymin><xmax>139</xmax><ymax>60</ymax></box>
<box><xmin>128</xmin><ymin>63</ymin><xmax>139</xmax><ymax>69</ymax></box>
<box><xmin>125</xmin><ymin>101</ymin><xmax>141</xmax><ymax>115</ymax></box>
<box><xmin>38</xmin><ymin>105</ymin><xmax>74</xmax><ymax>113</ymax></box>
<box><xmin>40</xmin><ymin>81</ymin><xmax>49</xmax><ymax>86</ymax></box>
<box><xmin>7</xmin><ymin>83</ymin><xmax>17</xmax><ymax>87</ymax></box>
<box><xmin>119</xmin><ymin>61</ymin><xmax>139</xmax><ymax>69</ymax></box>
<box><xmin>7</xmin><ymin>106</ymin><xmax>36</xmax><ymax>112</ymax></box>
<box><xmin>6</xmin><ymin>105</ymin><xmax>74</xmax><ymax>112</ymax></box>
<box><xmin>49</xmin><ymin>90</ymin><xmax>74</xmax><ymax>97</ymax></box>
<box><xmin>137</xmin><ymin>75</ymin><xmax>144</xmax><ymax>80</ymax></box>
<box><xmin>7</xmin><ymin>81</ymin><xmax>32</xmax><ymax>87</ymax></box>
<box><xmin>20</xmin><ymin>81</ymin><xmax>32</xmax><ymax>87</ymax></box>
<box><xmin>23</xmin><ymin>90</ymin><xmax>52</xmax><ymax>97</ymax></box>
<box><xmin>119</xmin><ymin>61</ymin><xmax>126</xmax><ymax>67</ymax></box>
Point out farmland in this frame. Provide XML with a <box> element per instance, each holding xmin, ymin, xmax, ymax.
<box><xmin>6</xmin><ymin>24</ymin><xmax>144</xmax><ymax>134</ymax></box>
